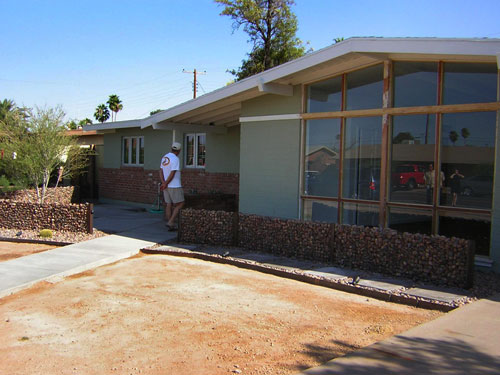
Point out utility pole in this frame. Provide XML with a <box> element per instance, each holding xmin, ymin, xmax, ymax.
<box><xmin>183</xmin><ymin>69</ymin><xmax>206</xmax><ymax>99</ymax></box>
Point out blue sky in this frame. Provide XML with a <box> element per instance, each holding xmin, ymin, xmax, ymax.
<box><xmin>1</xmin><ymin>0</ymin><xmax>499</xmax><ymax>122</ymax></box>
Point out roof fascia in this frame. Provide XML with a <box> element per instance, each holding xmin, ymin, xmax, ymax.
<box><xmin>152</xmin><ymin>121</ymin><xmax>227</xmax><ymax>134</ymax></box>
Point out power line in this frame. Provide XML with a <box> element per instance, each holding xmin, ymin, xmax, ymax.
<box><xmin>182</xmin><ymin>69</ymin><xmax>206</xmax><ymax>98</ymax></box>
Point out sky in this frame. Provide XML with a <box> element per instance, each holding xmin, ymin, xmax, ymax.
<box><xmin>1</xmin><ymin>0</ymin><xmax>500</xmax><ymax>123</ymax></box>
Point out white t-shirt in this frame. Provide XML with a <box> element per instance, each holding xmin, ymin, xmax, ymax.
<box><xmin>160</xmin><ymin>152</ymin><xmax>182</xmax><ymax>188</ymax></box>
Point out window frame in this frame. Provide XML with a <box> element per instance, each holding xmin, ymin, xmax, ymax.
<box><xmin>122</xmin><ymin>136</ymin><xmax>144</xmax><ymax>166</ymax></box>
<box><xmin>184</xmin><ymin>133</ymin><xmax>206</xmax><ymax>169</ymax></box>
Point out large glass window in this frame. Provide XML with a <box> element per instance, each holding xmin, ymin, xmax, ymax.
<box><xmin>342</xmin><ymin>202</ymin><xmax>379</xmax><ymax>227</ymax></box>
<box><xmin>443</xmin><ymin>63</ymin><xmax>498</xmax><ymax>105</ymax></box>
<box><xmin>390</xmin><ymin>114</ymin><xmax>436</xmax><ymax>204</ymax></box>
<box><xmin>342</xmin><ymin>117</ymin><xmax>382</xmax><ymax>201</ymax></box>
<box><xmin>393</xmin><ymin>62</ymin><xmax>438</xmax><ymax>107</ymax></box>
<box><xmin>439</xmin><ymin>211</ymin><xmax>491</xmax><ymax>256</ymax></box>
<box><xmin>388</xmin><ymin>207</ymin><xmax>432</xmax><ymax>235</ymax></box>
<box><xmin>305</xmin><ymin>119</ymin><xmax>341</xmax><ymax>197</ymax></box>
<box><xmin>303</xmin><ymin>200</ymin><xmax>338</xmax><ymax>223</ymax></box>
<box><xmin>307</xmin><ymin>76</ymin><xmax>342</xmax><ymax>112</ymax></box>
<box><xmin>346</xmin><ymin>64</ymin><xmax>383</xmax><ymax>110</ymax></box>
<box><xmin>440</xmin><ymin>112</ymin><xmax>496</xmax><ymax>209</ymax></box>
<box><xmin>122</xmin><ymin>136</ymin><xmax>144</xmax><ymax>166</ymax></box>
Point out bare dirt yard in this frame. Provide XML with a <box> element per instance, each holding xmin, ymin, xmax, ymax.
<box><xmin>0</xmin><ymin>253</ymin><xmax>442</xmax><ymax>375</ymax></box>
<box><xmin>0</xmin><ymin>241</ymin><xmax>57</xmax><ymax>262</ymax></box>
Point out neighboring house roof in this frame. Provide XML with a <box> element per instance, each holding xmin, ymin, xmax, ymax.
<box><xmin>85</xmin><ymin>37</ymin><xmax>500</xmax><ymax>133</ymax></box>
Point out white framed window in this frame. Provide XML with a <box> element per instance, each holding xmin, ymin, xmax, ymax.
<box><xmin>184</xmin><ymin>133</ymin><xmax>206</xmax><ymax>168</ymax></box>
<box><xmin>122</xmin><ymin>136</ymin><xmax>144</xmax><ymax>166</ymax></box>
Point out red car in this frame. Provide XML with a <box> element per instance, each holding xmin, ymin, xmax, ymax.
<box><xmin>392</xmin><ymin>164</ymin><xmax>426</xmax><ymax>190</ymax></box>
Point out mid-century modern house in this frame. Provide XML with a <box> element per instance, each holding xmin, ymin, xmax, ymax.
<box><xmin>86</xmin><ymin>37</ymin><xmax>500</xmax><ymax>271</ymax></box>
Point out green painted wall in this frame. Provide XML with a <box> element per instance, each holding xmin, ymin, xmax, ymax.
<box><xmin>241</xmin><ymin>85</ymin><xmax>302</xmax><ymax>117</ymax></box>
<box><xmin>103</xmin><ymin>128</ymin><xmax>172</xmax><ymax>170</ymax></box>
<box><xmin>206</xmin><ymin>125</ymin><xmax>240</xmax><ymax>173</ymax></box>
<box><xmin>489</xmin><ymin>110</ymin><xmax>500</xmax><ymax>271</ymax></box>
<box><xmin>239</xmin><ymin>119</ymin><xmax>301</xmax><ymax>219</ymax></box>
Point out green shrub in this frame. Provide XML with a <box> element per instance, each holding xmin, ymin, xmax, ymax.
<box><xmin>0</xmin><ymin>175</ymin><xmax>10</xmax><ymax>188</ymax></box>
<box><xmin>39</xmin><ymin>229</ymin><xmax>53</xmax><ymax>238</ymax></box>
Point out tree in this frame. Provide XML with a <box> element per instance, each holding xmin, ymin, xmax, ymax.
<box><xmin>107</xmin><ymin>94</ymin><xmax>123</xmax><ymax>122</ymax></box>
<box><xmin>66</xmin><ymin>120</ymin><xmax>78</xmax><ymax>130</ymax></box>
<box><xmin>79</xmin><ymin>118</ymin><xmax>93</xmax><ymax>127</ymax></box>
<box><xmin>150</xmin><ymin>109</ymin><xmax>163</xmax><ymax>116</ymax></box>
<box><xmin>0</xmin><ymin>106</ymin><xmax>88</xmax><ymax>203</ymax></box>
<box><xmin>216</xmin><ymin>0</ymin><xmax>306</xmax><ymax>80</ymax></box>
<box><xmin>449</xmin><ymin>130</ymin><xmax>459</xmax><ymax>145</ymax></box>
<box><xmin>461</xmin><ymin>127</ymin><xmax>470</xmax><ymax>145</ymax></box>
<box><xmin>94</xmin><ymin>104</ymin><xmax>110</xmax><ymax>123</ymax></box>
<box><xmin>393</xmin><ymin>132</ymin><xmax>415</xmax><ymax>144</ymax></box>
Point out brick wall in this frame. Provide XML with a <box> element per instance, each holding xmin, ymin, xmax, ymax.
<box><xmin>0</xmin><ymin>200</ymin><xmax>92</xmax><ymax>233</ymax></box>
<box><xmin>99</xmin><ymin>167</ymin><xmax>239</xmax><ymax>204</ymax></box>
<box><xmin>178</xmin><ymin>209</ymin><xmax>474</xmax><ymax>288</ymax></box>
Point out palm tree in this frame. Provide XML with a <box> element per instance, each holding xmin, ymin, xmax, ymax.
<box><xmin>449</xmin><ymin>130</ymin><xmax>458</xmax><ymax>145</ymax></box>
<box><xmin>107</xmin><ymin>94</ymin><xmax>123</xmax><ymax>122</ymax></box>
<box><xmin>0</xmin><ymin>99</ymin><xmax>16</xmax><ymax>122</ymax></box>
<box><xmin>94</xmin><ymin>104</ymin><xmax>110</xmax><ymax>123</ymax></box>
<box><xmin>461</xmin><ymin>127</ymin><xmax>470</xmax><ymax>146</ymax></box>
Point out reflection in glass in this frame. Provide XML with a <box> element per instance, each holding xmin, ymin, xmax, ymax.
<box><xmin>197</xmin><ymin>134</ymin><xmax>206</xmax><ymax>167</ymax></box>
<box><xmin>443</xmin><ymin>63</ymin><xmax>498</xmax><ymax>105</ymax></box>
<box><xmin>393</xmin><ymin>62</ymin><xmax>438</xmax><ymax>107</ymax></box>
<box><xmin>342</xmin><ymin>117</ymin><xmax>381</xmax><ymax>201</ymax></box>
<box><xmin>305</xmin><ymin>119</ymin><xmax>341</xmax><ymax>197</ymax></box>
<box><xmin>342</xmin><ymin>203</ymin><xmax>379</xmax><ymax>227</ymax></box>
<box><xmin>390</xmin><ymin>115</ymin><xmax>436</xmax><ymax>204</ymax></box>
<box><xmin>185</xmin><ymin>135</ymin><xmax>194</xmax><ymax>166</ymax></box>
<box><xmin>439</xmin><ymin>212</ymin><xmax>491</xmax><ymax>256</ymax></box>
<box><xmin>307</xmin><ymin>76</ymin><xmax>342</xmax><ymax>113</ymax></box>
<box><xmin>346</xmin><ymin>64</ymin><xmax>383</xmax><ymax>110</ymax></box>
<box><xmin>131</xmin><ymin>138</ymin><xmax>137</xmax><ymax>164</ymax></box>
<box><xmin>123</xmin><ymin>138</ymin><xmax>130</xmax><ymax>164</ymax></box>
<box><xmin>139</xmin><ymin>137</ymin><xmax>144</xmax><ymax>164</ymax></box>
<box><xmin>304</xmin><ymin>200</ymin><xmax>338</xmax><ymax>223</ymax></box>
<box><xmin>440</xmin><ymin>112</ymin><xmax>496</xmax><ymax>209</ymax></box>
<box><xmin>388</xmin><ymin>207</ymin><xmax>432</xmax><ymax>235</ymax></box>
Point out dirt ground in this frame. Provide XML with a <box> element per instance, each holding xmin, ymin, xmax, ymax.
<box><xmin>0</xmin><ymin>253</ymin><xmax>442</xmax><ymax>375</ymax></box>
<box><xmin>0</xmin><ymin>241</ymin><xmax>57</xmax><ymax>262</ymax></box>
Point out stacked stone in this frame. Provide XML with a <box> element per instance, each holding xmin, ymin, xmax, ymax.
<box><xmin>0</xmin><ymin>201</ymin><xmax>90</xmax><ymax>233</ymax></box>
<box><xmin>238</xmin><ymin>214</ymin><xmax>333</xmax><ymax>262</ymax></box>
<box><xmin>0</xmin><ymin>186</ymin><xmax>77</xmax><ymax>204</ymax></box>
<box><xmin>333</xmin><ymin>225</ymin><xmax>473</xmax><ymax>288</ymax></box>
<box><xmin>178</xmin><ymin>208</ymin><xmax>235</xmax><ymax>246</ymax></box>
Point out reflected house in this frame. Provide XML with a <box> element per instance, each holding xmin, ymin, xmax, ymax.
<box><xmin>84</xmin><ymin>38</ymin><xmax>500</xmax><ymax>272</ymax></box>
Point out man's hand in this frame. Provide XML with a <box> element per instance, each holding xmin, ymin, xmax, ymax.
<box><xmin>160</xmin><ymin>181</ymin><xmax>168</xmax><ymax>191</ymax></box>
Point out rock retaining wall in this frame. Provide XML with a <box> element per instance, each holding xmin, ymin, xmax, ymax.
<box><xmin>0</xmin><ymin>200</ymin><xmax>92</xmax><ymax>233</ymax></box>
<box><xmin>178</xmin><ymin>209</ymin><xmax>474</xmax><ymax>288</ymax></box>
<box><xmin>0</xmin><ymin>186</ymin><xmax>78</xmax><ymax>204</ymax></box>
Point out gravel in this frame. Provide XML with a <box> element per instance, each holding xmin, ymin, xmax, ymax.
<box><xmin>0</xmin><ymin>227</ymin><xmax>108</xmax><ymax>244</ymax></box>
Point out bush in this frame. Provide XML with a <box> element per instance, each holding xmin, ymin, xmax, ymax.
<box><xmin>0</xmin><ymin>175</ymin><xmax>10</xmax><ymax>188</ymax></box>
<box><xmin>39</xmin><ymin>229</ymin><xmax>53</xmax><ymax>238</ymax></box>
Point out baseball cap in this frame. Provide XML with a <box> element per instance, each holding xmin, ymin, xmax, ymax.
<box><xmin>172</xmin><ymin>142</ymin><xmax>181</xmax><ymax>151</ymax></box>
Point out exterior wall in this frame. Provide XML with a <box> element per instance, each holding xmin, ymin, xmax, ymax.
<box><xmin>206</xmin><ymin>125</ymin><xmax>240</xmax><ymax>174</ymax></box>
<box><xmin>490</xmin><ymin>108</ymin><xmax>500</xmax><ymax>272</ymax></box>
<box><xmin>238</xmin><ymin>86</ymin><xmax>302</xmax><ymax>219</ymax></box>
<box><xmin>99</xmin><ymin>126</ymin><xmax>240</xmax><ymax>204</ymax></box>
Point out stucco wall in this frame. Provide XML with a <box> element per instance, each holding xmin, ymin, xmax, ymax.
<box><xmin>206</xmin><ymin>125</ymin><xmax>240</xmax><ymax>174</ymax></box>
<box><xmin>490</xmin><ymin>109</ymin><xmax>500</xmax><ymax>272</ymax></box>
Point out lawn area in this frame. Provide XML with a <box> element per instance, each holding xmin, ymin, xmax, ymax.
<box><xmin>0</xmin><ymin>254</ymin><xmax>442</xmax><ymax>375</ymax></box>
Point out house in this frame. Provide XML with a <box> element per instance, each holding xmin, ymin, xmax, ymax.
<box><xmin>85</xmin><ymin>37</ymin><xmax>500</xmax><ymax>271</ymax></box>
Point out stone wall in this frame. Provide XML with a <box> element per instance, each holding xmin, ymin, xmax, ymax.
<box><xmin>178</xmin><ymin>209</ymin><xmax>474</xmax><ymax>288</ymax></box>
<box><xmin>99</xmin><ymin>167</ymin><xmax>239</xmax><ymax>204</ymax></box>
<box><xmin>0</xmin><ymin>200</ymin><xmax>92</xmax><ymax>233</ymax></box>
<box><xmin>0</xmin><ymin>186</ymin><xmax>78</xmax><ymax>204</ymax></box>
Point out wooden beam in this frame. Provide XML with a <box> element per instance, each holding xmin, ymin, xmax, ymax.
<box><xmin>257</xmin><ymin>79</ymin><xmax>293</xmax><ymax>96</ymax></box>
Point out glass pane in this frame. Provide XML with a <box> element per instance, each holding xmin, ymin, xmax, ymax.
<box><xmin>390</xmin><ymin>114</ymin><xmax>436</xmax><ymax>204</ymax></box>
<box><xmin>131</xmin><ymin>138</ymin><xmax>137</xmax><ymax>165</ymax></box>
<box><xmin>139</xmin><ymin>137</ymin><xmax>144</xmax><ymax>164</ymax></box>
<box><xmin>342</xmin><ymin>117</ymin><xmax>382</xmax><ymax>201</ymax></box>
<box><xmin>439</xmin><ymin>211</ymin><xmax>491</xmax><ymax>256</ymax></box>
<box><xmin>393</xmin><ymin>62</ymin><xmax>438</xmax><ymax>107</ymax></box>
<box><xmin>346</xmin><ymin>64</ymin><xmax>383</xmax><ymax>110</ymax></box>
<box><xmin>197</xmin><ymin>134</ymin><xmax>206</xmax><ymax>167</ymax></box>
<box><xmin>123</xmin><ymin>138</ymin><xmax>130</xmax><ymax>164</ymax></box>
<box><xmin>307</xmin><ymin>76</ymin><xmax>342</xmax><ymax>112</ymax></box>
<box><xmin>185</xmin><ymin>135</ymin><xmax>194</xmax><ymax>166</ymax></box>
<box><xmin>342</xmin><ymin>202</ymin><xmax>379</xmax><ymax>227</ymax></box>
<box><xmin>443</xmin><ymin>63</ymin><xmax>498</xmax><ymax>105</ymax></box>
<box><xmin>440</xmin><ymin>112</ymin><xmax>496</xmax><ymax>209</ymax></box>
<box><xmin>305</xmin><ymin>119</ymin><xmax>341</xmax><ymax>197</ymax></box>
<box><xmin>303</xmin><ymin>200</ymin><xmax>338</xmax><ymax>223</ymax></box>
<box><xmin>388</xmin><ymin>207</ymin><xmax>432</xmax><ymax>235</ymax></box>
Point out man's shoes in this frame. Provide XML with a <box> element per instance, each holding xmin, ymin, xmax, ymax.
<box><xmin>166</xmin><ymin>224</ymin><xmax>178</xmax><ymax>232</ymax></box>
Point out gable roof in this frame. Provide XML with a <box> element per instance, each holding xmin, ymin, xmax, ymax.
<box><xmin>86</xmin><ymin>37</ymin><xmax>500</xmax><ymax>133</ymax></box>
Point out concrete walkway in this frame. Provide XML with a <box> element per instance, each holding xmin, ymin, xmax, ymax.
<box><xmin>299</xmin><ymin>293</ymin><xmax>500</xmax><ymax>374</ymax></box>
<box><xmin>0</xmin><ymin>203</ymin><xmax>176</xmax><ymax>299</ymax></box>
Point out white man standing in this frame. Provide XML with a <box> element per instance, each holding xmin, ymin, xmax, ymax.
<box><xmin>159</xmin><ymin>142</ymin><xmax>185</xmax><ymax>231</ymax></box>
